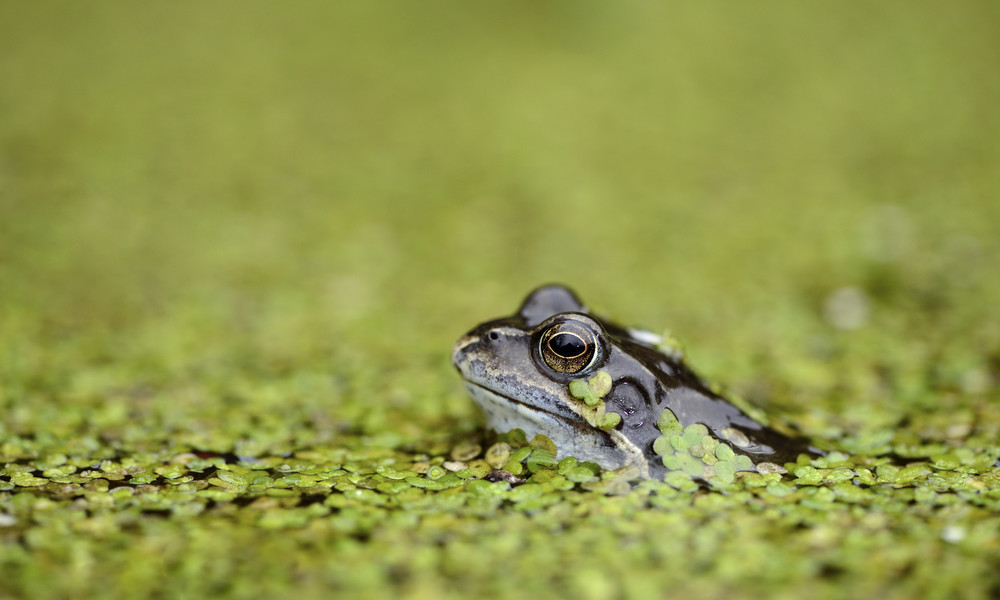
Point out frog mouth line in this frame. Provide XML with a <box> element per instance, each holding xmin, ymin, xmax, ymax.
<box><xmin>461</xmin><ymin>379</ymin><xmax>608</xmax><ymax>436</ymax></box>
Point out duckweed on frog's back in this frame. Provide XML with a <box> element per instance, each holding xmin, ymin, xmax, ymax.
<box><xmin>452</xmin><ymin>285</ymin><xmax>817</xmax><ymax>482</ymax></box>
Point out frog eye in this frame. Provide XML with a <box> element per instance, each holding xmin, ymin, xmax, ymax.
<box><xmin>539</xmin><ymin>320</ymin><xmax>599</xmax><ymax>374</ymax></box>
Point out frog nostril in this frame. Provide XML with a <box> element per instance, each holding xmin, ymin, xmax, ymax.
<box><xmin>488</xmin><ymin>331</ymin><xmax>500</xmax><ymax>341</ymax></box>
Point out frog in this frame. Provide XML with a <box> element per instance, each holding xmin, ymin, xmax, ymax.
<box><xmin>451</xmin><ymin>284</ymin><xmax>816</xmax><ymax>482</ymax></box>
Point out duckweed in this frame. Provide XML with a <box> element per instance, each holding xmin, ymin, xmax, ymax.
<box><xmin>654</xmin><ymin>423</ymin><xmax>759</xmax><ymax>485</ymax></box>
<box><xmin>483</xmin><ymin>442</ymin><xmax>512</xmax><ymax>469</ymax></box>
<box><xmin>568</xmin><ymin>371</ymin><xmax>622</xmax><ymax>430</ymax></box>
<box><xmin>526</xmin><ymin>449</ymin><xmax>558</xmax><ymax>472</ymax></box>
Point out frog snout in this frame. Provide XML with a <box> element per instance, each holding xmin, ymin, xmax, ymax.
<box><xmin>451</xmin><ymin>334</ymin><xmax>480</xmax><ymax>370</ymax></box>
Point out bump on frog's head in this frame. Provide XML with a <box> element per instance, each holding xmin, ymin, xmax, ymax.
<box><xmin>517</xmin><ymin>284</ymin><xmax>587</xmax><ymax>327</ymax></box>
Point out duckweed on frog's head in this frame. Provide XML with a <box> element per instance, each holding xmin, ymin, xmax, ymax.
<box><xmin>452</xmin><ymin>285</ymin><xmax>816</xmax><ymax>482</ymax></box>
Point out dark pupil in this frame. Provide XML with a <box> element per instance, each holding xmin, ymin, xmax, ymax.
<box><xmin>550</xmin><ymin>332</ymin><xmax>586</xmax><ymax>358</ymax></box>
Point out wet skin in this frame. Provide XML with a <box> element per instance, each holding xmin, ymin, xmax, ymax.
<box><xmin>452</xmin><ymin>285</ymin><xmax>815</xmax><ymax>480</ymax></box>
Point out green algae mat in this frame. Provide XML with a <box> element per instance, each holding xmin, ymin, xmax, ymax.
<box><xmin>2</xmin><ymin>4</ymin><xmax>1000</xmax><ymax>599</ymax></box>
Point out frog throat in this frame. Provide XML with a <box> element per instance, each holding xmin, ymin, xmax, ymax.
<box><xmin>462</xmin><ymin>381</ymin><xmax>650</xmax><ymax>478</ymax></box>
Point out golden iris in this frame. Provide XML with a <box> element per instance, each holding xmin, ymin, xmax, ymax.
<box><xmin>539</xmin><ymin>321</ymin><xmax>597</xmax><ymax>374</ymax></box>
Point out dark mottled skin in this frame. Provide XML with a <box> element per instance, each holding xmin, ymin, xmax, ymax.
<box><xmin>458</xmin><ymin>285</ymin><xmax>816</xmax><ymax>479</ymax></box>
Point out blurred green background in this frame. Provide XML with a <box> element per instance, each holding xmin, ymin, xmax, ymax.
<box><xmin>2</xmin><ymin>3</ymin><xmax>1000</xmax><ymax>599</ymax></box>
<box><xmin>4</xmin><ymin>2</ymin><xmax>998</xmax><ymax>429</ymax></box>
